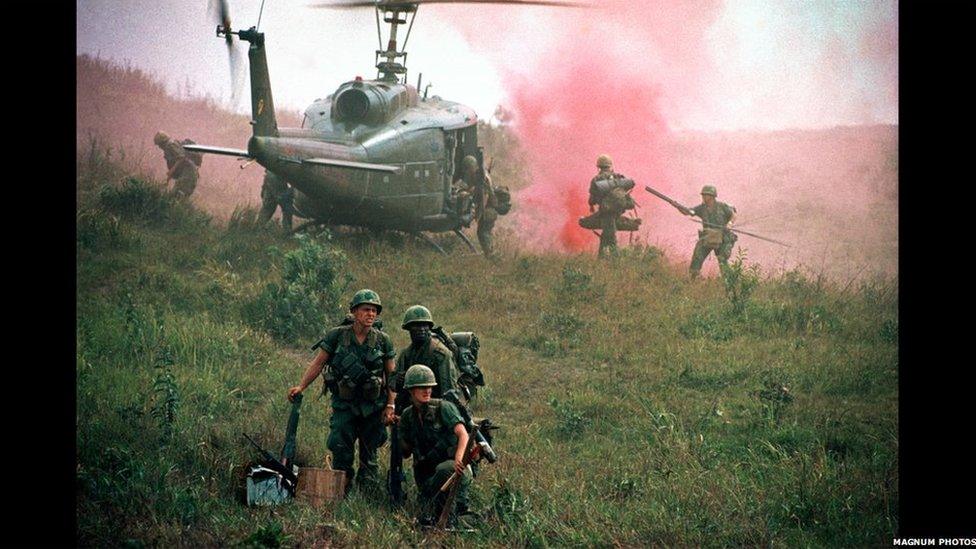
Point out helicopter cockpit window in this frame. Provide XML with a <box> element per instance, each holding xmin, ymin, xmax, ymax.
<box><xmin>336</xmin><ymin>89</ymin><xmax>370</xmax><ymax>121</ymax></box>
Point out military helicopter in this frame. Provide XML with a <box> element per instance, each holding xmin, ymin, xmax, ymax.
<box><xmin>185</xmin><ymin>0</ymin><xmax>583</xmax><ymax>252</ymax></box>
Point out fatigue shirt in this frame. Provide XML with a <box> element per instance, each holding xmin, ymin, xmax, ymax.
<box><xmin>315</xmin><ymin>325</ymin><xmax>396</xmax><ymax>416</ymax></box>
<box><xmin>394</xmin><ymin>338</ymin><xmax>460</xmax><ymax>399</ymax></box>
<box><xmin>690</xmin><ymin>201</ymin><xmax>736</xmax><ymax>230</ymax></box>
<box><xmin>398</xmin><ymin>398</ymin><xmax>465</xmax><ymax>463</ymax></box>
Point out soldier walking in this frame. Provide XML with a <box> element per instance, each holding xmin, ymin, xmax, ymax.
<box><xmin>153</xmin><ymin>131</ymin><xmax>202</xmax><ymax>199</ymax></box>
<box><xmin>287</xmin><ymin>289</ymin><xmax>397</xmax><ymax>495</ymax></box>
<box><xmin>258</xmin><ymin>171</ymin><xmax>296</xmax><ymax>233</ymax></box>
<box><xmin>454</xmin><ymin>155</ymin><xmax>500</xmax><ymax>259</ymax></box>
<box><xmin>680</xmin><ymin>185</ymin><xmax>738</xmax><ymax>278</ymax></box>
<box><xmin>398</xmin><ymin>364</ymin><xmax>473</xmax><ymax>527</ymax></box>
<box><xmin>587</xmin><ymin>154</ymin><xmax>634</xmax><ymax>258</ymax></box>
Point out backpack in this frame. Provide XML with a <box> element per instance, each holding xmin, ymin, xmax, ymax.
<box><xmin>431</xmin><ymin>326</ymin><xmax>485</xmax><ymax>397</ymax></box>
<box><xmin>180</xmin><ymin>138</ymin><xmax>204</xmax><ymax>167</ymax></box>
<box><xmin>600</xmin><ymin>187</ymin><xmax>635</xmax><ymax>215</ymax></box>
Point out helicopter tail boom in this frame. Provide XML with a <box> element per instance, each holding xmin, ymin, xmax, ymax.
<box><xmin>181</xmin><ymin>145</ymin><xmax>252</xmax><ymax>158</ymax></box>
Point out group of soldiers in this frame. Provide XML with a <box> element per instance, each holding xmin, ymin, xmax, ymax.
<box><xmin>586</xmin><ymin>154</ymin><xmax>738</xmax><ymax>277</ymax></box>
<box><xmin>287</xmin><ymin>289</ymin><xmax>483</xmax><ymax>528</ymax></box>
<box><xmin>153</xmin><ymin>132</ymin><xmax>203</xmax><ymax>199</ymax></box>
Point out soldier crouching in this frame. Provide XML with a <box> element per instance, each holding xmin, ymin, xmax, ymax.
<box><xmin>398</xmin><ymin>364</ymin><xmax>472</xmax><ymax>527</ymax></box>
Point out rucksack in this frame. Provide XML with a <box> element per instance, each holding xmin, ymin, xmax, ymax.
<box><xmin>180</xmin><ymin>138</ymin><xmax>204</xmax><ymax>167</ymax></box>
<box><xmin>431</xmin><ymin>326</ymin><xmax>485</xmax><ymax>397</ymax></box>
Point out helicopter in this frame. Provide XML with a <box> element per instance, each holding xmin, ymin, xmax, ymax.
<box><xmin>184</xmin><ymin>0</ymin><xmax>584</xmax><ymax>252</ymax></box>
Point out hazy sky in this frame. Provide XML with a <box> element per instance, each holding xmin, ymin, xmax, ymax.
<box><xmin>76</xmin><ymin>0</ymin><xmax>897</xmax><ymax>131</ymax></box>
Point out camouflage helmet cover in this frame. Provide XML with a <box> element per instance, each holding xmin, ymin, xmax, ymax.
<box><xmin>597</xmin><ymin>154</ymin><xmax>613</xmax><ymax>169</ymax></box>
<box><xmin>154</xmin><ymin>131</ymin><xmax>170</xmax><ymax>146</ymax></box>
<box><xmin>404</xmin><ymin>364</ymin><xmax>438</xmax><ymax>389</ymax></box>
<box><xmin>401</xmin><ymin>304</ymin><xmax>434</xmax><ymax>329</ymax></box>
<box><xmin>349</xmin><ymin>289</ymin><xmax>382</xmax><ymax>313</ymax></box>
<box><xmin>700</xmin><ymin>185</ymin><xmax>718</xmax><ymax>197</ymax></box>
<box><xmin>462</xmin><ymin>155</ymin><xmax>478</xmax><ymax>171</ymax></box>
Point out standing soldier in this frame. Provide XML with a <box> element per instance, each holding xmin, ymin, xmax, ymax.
<box><xmin>587</xmin><ymin>154</ymin><xmax>634</xmax><ymax>258</ymax></box>
<box><xmin>287</xmin><ymin>289</ymin><xmax>397</xmax><ymax>495</ymax></box>
<box><xmin>454</xmin><ymin>155</ymin><xmax>500</xmax><ymax>259</ymax></box>
<box><xmin>398</xmin><ymin>364</ymin><xmax>473</xmax><ymax>527</ymax></box>
<box><xmin>679</xmin><ymin>184</ymin><xmax>738</xmax><ymax>278</ymax></box>
<box><xmin>258</xmin><ymin>171</ymin><xmax>296</xmax><ymax>233</ymax></box>
<box><xmin>392</xmin><ymin>305</ymin><xmax>461</xmax><ymax>404</ymax></box>
<box><xmin>153</xmin><ymin>131</ymin><xmax>202</xmax><ymax>199</ymax></box>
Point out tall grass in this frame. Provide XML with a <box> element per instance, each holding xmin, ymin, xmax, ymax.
<box><xmin>77</xmin><ymin>158</ymin><xmax>898</xmax><ymax>546</ymax></box>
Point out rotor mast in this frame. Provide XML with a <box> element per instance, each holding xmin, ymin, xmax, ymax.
<box><xmin>375</xmin><ymin>3</ymin><xmax>418</xmax><ymax>83</ymax></box>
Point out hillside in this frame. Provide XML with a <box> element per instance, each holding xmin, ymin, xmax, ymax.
<box><xmin>76</xmin><ymin>155</ymin><xmax>898</xmax><ymax>546</ymax></box>
<box><xmin>77</xmin><ymin>55</ymin><xmax>897</xmax><ymax>281</ymax></box>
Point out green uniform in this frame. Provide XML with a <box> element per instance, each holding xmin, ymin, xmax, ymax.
<box><xmin>475</xmin><ymin>174</ymin><xmax>499</xmax><ymax>257</ymax></box>
<box><xmin>159</xmin><ymin>139</ymin><xmax>201</xmax><ymax>198</ymax></box>
<box><xmin>394</xmin><ymin>338</ymin><xmax>461</xmax><ymax>401</ymax></box>
<box><xmin>314</xmin><ymin>325</ymin><xmax>396</xmax><ymax>489</ymax></box>
<box><xmin>398</xmin><ymin>398</ymin><xmax>472</xmax><ymax>522</ymax></box>
<box><xmin>588</xmin><ymin>171</ymin><xmax>627</xmax><ymax>258</ymax></box>
<box><xmin>258</xmin><ymin>171</ymin><xmax>296</xmax><ymax>231</ymax></box>
<box><xmin>689</xmin><ymin>201</ymin><xmax>738</xmax><ymax>274</ymax></box>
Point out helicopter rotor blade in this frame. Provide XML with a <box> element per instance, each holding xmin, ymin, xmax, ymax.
<box><xmin>210</xmin><ymin>0</ymin><xmax>247</xmax><ymax>107</ymax></box>
<box><xmin>308</xmin><ymin>0</ymin><xmax>591</xmax><ymax>9</ymax></box>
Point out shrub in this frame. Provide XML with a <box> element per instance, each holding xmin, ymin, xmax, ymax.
<box><xmin>244</xmin><ymin>233</ymin><xmax>352</xmax><ymax>343</ymax></box>
<box><xmin>721</xmin><ymin>249</ymin><xmax>762</xmax><ymax>315</ymax></box>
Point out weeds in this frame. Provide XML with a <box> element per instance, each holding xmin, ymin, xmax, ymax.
<box><xmin>721</xmin><ymin>249</ymin><xmax>762</xmax><ymax>315</ymax></box>
<box><xmin>151</xmin><ymin>346</ymin><xmax>180</xmax><ymax>443</ymax></box>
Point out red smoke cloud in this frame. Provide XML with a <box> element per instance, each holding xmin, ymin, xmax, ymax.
<box><xmin>437</xmin><ymin>0</ymin><xmax>722</xmax><ymax>253</ymax></box>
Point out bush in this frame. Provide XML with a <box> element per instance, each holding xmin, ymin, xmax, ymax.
<box><xmin>721</xmin><ymin>250</ymin><xmax>762</xmax><ymax>315</ymax></box>
<box><xmin>244</xmin><ymin>233</ymin><xmax>352</xmax><ymax>343</ymax></box>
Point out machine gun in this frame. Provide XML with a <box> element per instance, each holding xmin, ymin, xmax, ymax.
<box><xmin>442</xmin><ymin>390</ymin><xmax>498</xmax><ymax>464</ymax></box>
<box><xmin>388</xmin><ymin>401</ymin><xmax>407</xmax><ymax>508</ymax></box>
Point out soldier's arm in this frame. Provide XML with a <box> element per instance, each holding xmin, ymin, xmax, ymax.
<box><xmin>288</xmin><ymin>349</ymin><xmax>329</xmax><ymax>400</ymax></box>
<box><xmin>452</xmin><ymin>423</ymin><xmax>469</xmax><ymax>475</ymax></box>
<box><xmin>384</xmin><ymin>358</ymin><xmax>397</xmax><ymax>423</ymax></box>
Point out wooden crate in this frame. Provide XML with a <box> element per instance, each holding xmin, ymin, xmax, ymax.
<box><xmin>296</xmin><ymin>466</ymin><xmax>347</xmax><ymax>507</ymax></box>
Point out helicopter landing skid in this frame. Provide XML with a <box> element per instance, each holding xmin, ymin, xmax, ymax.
<box><xmin>453</xmin><ymin>229</ymin><xmax>478</xmax><ymax>253</ymax></box>
<box><xmin>411</xmin><ymin>232</ymin><xmax>447</xmax><ymax>255</ymax></box>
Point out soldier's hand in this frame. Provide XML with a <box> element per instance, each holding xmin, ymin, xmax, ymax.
<box><xmin>454</xmin><ymin>458</ymin><xmax>465</xmax><ymax>475</ymax></box>
<box><xmin>589</xmin><ymin>204</ymin><xmax>595</xmax><ymax>214</ymax></box>
<box><xmin>382</xmin><ymin>406</ymin><xmax>396</xmax><ymax>425</ymax></box>
<box><xmin>287</xmin><ymin>386</ymin><xmax>303</xmax><ymax>402</ymax></box>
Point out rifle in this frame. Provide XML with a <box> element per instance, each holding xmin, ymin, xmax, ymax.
<box><xmin>243</xmin><ymin>433</ymin><xmax>299</xmax><ymax>494</ymax></box>
<box><xmin>436</xmin><ymin>424</ymin><xmax>480</xmax><ymax>529</ymax></box>
<box><xmin>280</xmin><ymin>393</ymin><xmax>302</xmax><ymax>467</ymax></box>
<box><xmin>442</xmin><ymin>390</ymin><xmax>498</xmax><ymax>464</ymax></box>
<box><xmin>388</xmin><ymin>405</ymin><xmax>406</xmax><ymax>507</ymax></box>
<box><xmin>644</xmin><ymin>185</ymin><xmax>691</xmax><ymax>215</ymax></box>
<box><xmin>645</xmin><ymin>185</ymin><xmax>792</xmax><ymax>247</ymax></box>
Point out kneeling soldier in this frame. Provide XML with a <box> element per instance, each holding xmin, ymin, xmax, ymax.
<box><xmin>398</xmin><ymin>364</ymin><xmax>472</xmax><ymax>527</ymax></box>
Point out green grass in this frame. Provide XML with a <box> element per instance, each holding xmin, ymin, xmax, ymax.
<box><xmin>77</xmin><ymin>159</ymin><xmax>898</xmax><ymax>547</ymax></box>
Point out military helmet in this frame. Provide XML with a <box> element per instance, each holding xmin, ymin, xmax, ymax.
<box><xmin>153</xmin><ymin>131</ymin><xmax>170</xmax><ymax>146</ymax></box>
<box><xmin>349</xmin><ymin>289</ymin><xmax>382</xmax><ymax>313</ymax></box>
<box><xmin>700</xmin><ymin>185</ymin><xmax>717</xmax><ymax>197</ymax></box>
<box><xmin>401</xmin><ymin>305</ymin><xmax>434</xmax><ymax>329</ymax></box>
<box><xmin>596</xmin><ymin>154</ymin><xmax>613</xmax><ymax>169</ymax></box>
<box><xmin>462</xmin><ymin>155</ymin><xmax>478</xmax><ymax>171</ymax></box>
<box><xmin>403</xmin><ymin>364</ymin><xmax>438</xmax><ymax>389</ymax></box>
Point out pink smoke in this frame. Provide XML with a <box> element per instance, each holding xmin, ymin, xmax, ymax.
<box><xmin>437</xmin><ymin>0</ymin><xmax>722</xmax><ymax>253</ymax></box>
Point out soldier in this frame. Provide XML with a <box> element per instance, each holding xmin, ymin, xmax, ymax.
<box><xmin>153</xmin><ymin>131</ymin><xmax>202</xmax><ymax>199</ymax></box>
<box><xmin>398</xmin><ymin>364</ymin><xmax>473</xmax><ymax>527</ymax></box>
<box><xmin>454</xmin><ymin>155</ymin><xmax>500</xmax><ymax>259</ymax></box>
<box><xmin>392</xmin><ymin>305</ymin><xmax>461</xmax><ymax>404</ymax></box>
<box><xmin>258</xmin><ymin>171</ymin><xmax>296</xmax><ymax>233</ymax></box>
<box><xmin>680</xmin><ymin>184</ymin><xmax>738</xmax><ymax>278</ymax></box>
<box><xmin>287</xmin><ymin>289</ymin><xmax>397</xmax><ymax>494</ymax></box>
<box><xmin>587</xmin><ymin>154</ymin><xmax>633</xmax><ymax>258</ymax></box>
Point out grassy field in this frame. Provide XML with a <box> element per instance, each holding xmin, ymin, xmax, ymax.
<box><xmin>76</xmin><ymin>153</ymin><xmax>898</xmax><ymax>547</ymax></box>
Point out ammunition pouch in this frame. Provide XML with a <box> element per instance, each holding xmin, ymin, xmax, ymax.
<box><xmin>361</xmin><ymin>376</ymin><xmax>383</xmax><ymax>400</ymax></box>
<box><xmin>699</xmin><ymin>228</ymin><xmax>725</xmax><ymax>250</ymax></box>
